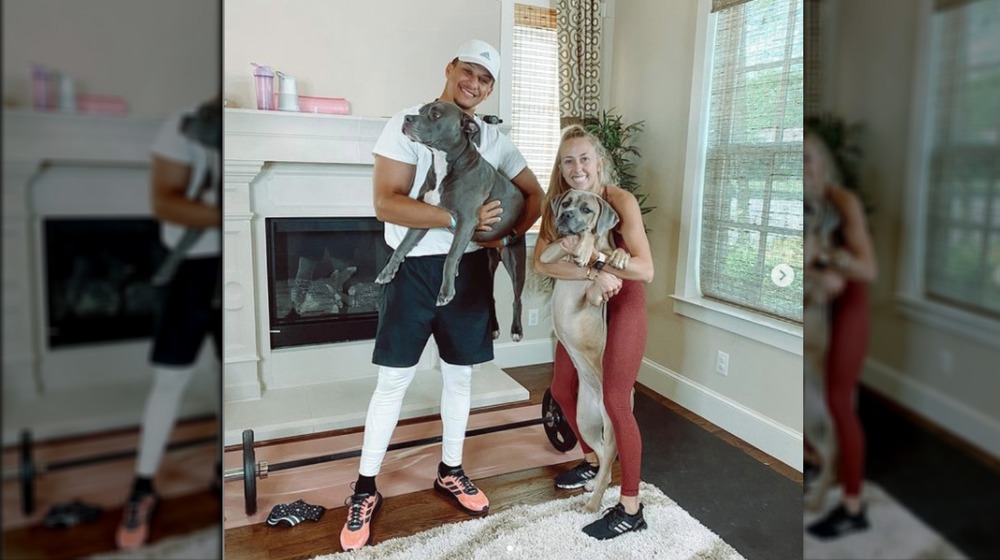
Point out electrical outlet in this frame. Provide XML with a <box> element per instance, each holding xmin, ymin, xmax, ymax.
<box><xmin>716</xmin><ymin>351</ymin><xmax>729</xmax><ymax>376</ymax></box>
<box><xmin>528</xmin><ymin>308</ymin><xmax>539</xmax><ymax>326</ymax></box>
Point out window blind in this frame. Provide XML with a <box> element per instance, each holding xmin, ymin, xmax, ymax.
<box><xmin>700</xmin><ymin>0</ymin><xmax>804</xmax><ymax>323</ymax></box>
<box><xmin>511</xmin><ymin>3</ymin><xmax>561</xmax><ymax>195</ymax></box>
<box><xmin>925</xmin><ymin>0</ymin><xmax>1000</xmax><ymax>318</ymax></box>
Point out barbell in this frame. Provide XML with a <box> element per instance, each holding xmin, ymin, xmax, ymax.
<box><xmin>225</xmin><ymin>388</ymin><xmax>578</xmax><ymax>515</ymax></box>
<box><xmin>3</xmin><ymin>429</ymin><xmax>217</xmax><ymax>516</ymax></box>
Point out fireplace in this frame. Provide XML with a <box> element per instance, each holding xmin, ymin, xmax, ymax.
<box><xmin>266</xmin><ymin>216</ymin><xmax>391</xmax><ymax>349</ymax></box>
<box><xmin>44</xmin><ymin>218</ymin><xmax>167</xmax><ymax>347</ymax></box>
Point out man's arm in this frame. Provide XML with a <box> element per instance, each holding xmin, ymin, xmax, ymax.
<box><xmin>372</xmin><ymin>154</ymin><xmax>455</xmax><ymax>228</ymax></box>
<box><xmin>151</xmin><ymin>156</ymin><xmax>219</xmax><ymax>228</ymax></box>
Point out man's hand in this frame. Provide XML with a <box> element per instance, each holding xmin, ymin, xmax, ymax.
<box><xmin>477</xmin><ymin>200</ymin><xmax>503</xmax><ymax>232</ymax></box>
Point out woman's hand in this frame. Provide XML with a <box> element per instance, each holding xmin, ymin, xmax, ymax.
<box><xmin>585</xmin><ymin>270</ymin><xmax>623</xmax><ymax>306</ymax></box>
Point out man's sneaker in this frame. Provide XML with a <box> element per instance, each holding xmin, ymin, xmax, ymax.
<box><xmin>582</xmin><ymin>503</ymin><xmax>647</xmax><ymax>540</ymax></box>
<box><xmin>115</xmin><ymin>492</ymin><xmax>158</xmax><ymax>551</ymax></box>
<box><xmin>555</xmin><ymin>460</ymin><xmax>598</xmax><ymax>490</ymax></box>
<box><xmin>339</xmin><ymin>491</ymin><xmax>383</xmax><ymax>551</ymax></box>
<box><xmin>434</xmin><ymin>467</ymin><xmax>489</xmax><ymax>515</ymax></box>
<box><xmin>806</xmin><ymin>503</ymin><xmax>869</xmax><ymax>539</ymax></box>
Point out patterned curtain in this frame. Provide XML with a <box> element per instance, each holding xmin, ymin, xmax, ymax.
<box><xmin>557</xmin><ymin>0</ymin><xmax>602</xmax><ymax>122</ymax></box>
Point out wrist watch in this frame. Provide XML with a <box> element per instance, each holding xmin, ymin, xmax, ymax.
<box><xmin>592</xmin><ymin>251</ymin><xmax>607</xmax><ymax>271</ymax></box>
<box><xmin>503</xmin><ymin>232</ymin><xmax>518</xmax><ymax>247</ymax></box>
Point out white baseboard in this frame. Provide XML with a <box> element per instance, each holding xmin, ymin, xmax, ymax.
<box><xmin>861</xmin><ymin>359</ymin><xmax>1000</xmax><ymax>460</ymax></box>
<box><xmin>493</xmin><ymin>337</ymin><xmax>556</xmax><ymax>369</ymax></box>
<box><xmin>638</xmin><ymin>358</ymin><xmax>803</xmax><ymax>472</ymax></box>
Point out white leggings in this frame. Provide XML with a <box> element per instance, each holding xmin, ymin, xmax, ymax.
<box><xmin>358</xmin><ymin>361</ymin><xmax>472</xmax><ymax>477</ymax></box>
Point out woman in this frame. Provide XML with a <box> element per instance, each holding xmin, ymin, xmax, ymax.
<box><xmin>803</xmin><ymin>128</ymin><xmax>878</xmax><ymax>539</ymax></box>
<box><xmin>533</xmin><ymin>125</ymin><xmax>654</xmax><ymax>540</ymax></box>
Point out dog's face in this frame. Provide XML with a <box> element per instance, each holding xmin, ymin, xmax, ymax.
<box><xmin>551</xmin><ymin>190</ymin><xmax>619</xmax><ymax>238</ymax></box>
<box><xmin>401</xmin><ymin>101</ymin><xmax>481</xmax><ymax>152</ymax></box>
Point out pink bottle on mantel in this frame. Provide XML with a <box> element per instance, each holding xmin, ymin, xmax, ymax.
<box><xmin>252</xmin><ymin>63</ymin><xmax>275</xmax><ymax>110</ymax></box>
<box><xmin>32</xmin><ymin>64</ymin><xmax>52</xmax><ymax>110</ymax></box>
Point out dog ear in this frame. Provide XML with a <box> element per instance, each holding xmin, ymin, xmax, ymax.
<box><xmin>461</xmin><ymin>113</ymin><xmax>482</xmax><ymax>147</ymax></box>
<box><xmin>550</xmin><ymin>191</ymin><xmax>569</xmax><ymax>218</ymax></box>
<box><xmin>594</xmin><ymin>197</ymin><xmax>620</xmax><ymax>236</ymax></box>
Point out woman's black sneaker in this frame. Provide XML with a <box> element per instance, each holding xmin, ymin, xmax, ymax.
<box><xmin>582</xmin><ymin>503</ymin><xmax>647</xmax><ymax>540</ymax></box>
<box><xmin>806</xmin><ymin>503</ymin><xmax>869</xmax><ymax>539</ymax></box>
<box><xmin>554</xmin><ymin>460</ymin><xmax>598</xmax><ymax>489</ymax></box>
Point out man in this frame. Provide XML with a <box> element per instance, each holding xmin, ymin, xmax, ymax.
<box><xmin>339</xmin><ymin>39</ymin><xmax>543</xmax><ymax>551</ymax></box>
<box><xmin>116</xmin><ymin>98</ymin><xmax>221</xmax><ymax>551</ymax></box>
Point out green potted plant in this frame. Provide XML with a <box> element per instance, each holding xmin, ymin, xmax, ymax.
<box><xmin>581</xmin><ymin>110</ymin><xmax>656</xmax><ymax>229</ymax></box>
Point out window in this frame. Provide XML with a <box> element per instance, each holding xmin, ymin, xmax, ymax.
<box><xmin>675</xmin><ymin>0</ymin><xmax>803</xmax><ymax>354</ymax></box>
<box><xmin>700</xmin><ymin>0</ymin><xmax>804</xmax><ymax>323</ymax></box>
<box><xmin>510</xmin><ymin>1</ymin><xmax>561</xmax><ymax>231</ymax></box>
<box><xmin>923</xmin><ymin>0</ymin><xmax>1000</xmax><ymax>319</ymax></box>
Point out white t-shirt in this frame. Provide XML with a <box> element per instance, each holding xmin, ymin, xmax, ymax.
<box><xmin>373</xmin><ymin>104</ymin><xmax>527</xmax><ymax>257</ymax></box>
<box><xmin>150</xmin><ymin>104</ymin><xmax>221</xmax><ymax>257</ymax></box>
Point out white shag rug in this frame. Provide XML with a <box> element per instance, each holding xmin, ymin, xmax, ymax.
<box><xmin>84</xmin><ymin>526</ymin><xmax>221</xmax><ymax>559</ymax></box>
<box><xmin>804</xmin><ymin>482</ymin><xmax>967</xmax><ymax>560</ymax></box>
<box><xmin>316</xmin><ymin>482</ymin><xmax>745</xmax><ymax>560</ymax></box>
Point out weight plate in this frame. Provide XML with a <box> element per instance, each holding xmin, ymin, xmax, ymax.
<box><xmin>21</xmin><ymin>430</ymin><xmax>35</xmax><ymax>515</ymax></box>
<box><xmin>243</xmin><ymin>429</ymin><xmax>257</xmax><ymax>516</ymax></box>
<box><xmin>542</xmin><ymin>388</ymin><xmax>577</xmax><ymax>452</ymax></box>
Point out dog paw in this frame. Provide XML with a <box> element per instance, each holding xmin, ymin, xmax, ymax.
<box><xmin>511</xmin><ymin>331</ymin><xmax>523</xmax><ymax>342</ymax></box>
<box><xmin>436</xmin><ymin>291</ymin><xmax>455</xmax><ymax>307</ymax></box>
<box><xmin>491</xmin><ymin>329</ymin><xmax>500</xmax><ymax>340</ymax></box>
<box><xmin>608</xmin><ymin>248</ymin><xmax>630</xmax><ymax>270</ymax></box>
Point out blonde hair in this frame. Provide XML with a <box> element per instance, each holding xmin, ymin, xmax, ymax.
<box><xmin>539</xmin><ymin>125</ymin><xmax>616</xmax><ymax>242</ymax></box>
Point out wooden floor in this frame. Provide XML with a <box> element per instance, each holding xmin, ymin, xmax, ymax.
<box><xmin>224</xmin><ymin>363</ymin><xmax>800</xmax><ymax>560</ymax></box>
<box><xmin>1</xmin><ymin>417</ymin><xmax>221</xmax><ymax>559</ymax></box>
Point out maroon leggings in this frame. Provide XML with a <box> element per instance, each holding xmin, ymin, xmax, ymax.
<box><xmin>826</xmin><ymin>280</ymin><xmax>869</xmax><ymax>497</ymax></box>
<box><xmin>550</xmin><ymin>277</ymin><xmax>646</xmax><ymax>498</ymax></box>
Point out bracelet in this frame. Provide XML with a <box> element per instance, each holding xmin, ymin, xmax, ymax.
<box><xmin>448</xmin><ymin>214</ymin><xmax>457</xmax><ymax>231</ymax></box>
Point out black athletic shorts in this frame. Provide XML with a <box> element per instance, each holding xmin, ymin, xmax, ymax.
<box><xmin>372</xmin><ymin>249</ymin><xmax>494</xmax><ymax>367</ymax></box>
<box><xmin>150</xmin><ymin>256</ymin><xmax>221</xmax><ymax>366</ymax></box>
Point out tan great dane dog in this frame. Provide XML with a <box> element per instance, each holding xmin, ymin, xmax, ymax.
<box><xmin>540</xmin><ymin>190</ymin><xmax>630</xmax><ymax>512</ymax></box>
<box><xmin>803</xmin><ymin>188</ymin><xmax>841</xmax><ymax>511</ymax></box>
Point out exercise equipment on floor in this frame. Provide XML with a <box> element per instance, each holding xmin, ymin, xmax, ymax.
<box><xmin>226</xmin><ymin>388</ymin><xmax>577</xmax><ymax>515</ymax></box>
<box><xmin>4</xmin><ymin>429</ymin><xmax>216</xmax><ymax>516</ymax></box>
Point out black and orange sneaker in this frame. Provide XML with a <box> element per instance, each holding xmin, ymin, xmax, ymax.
<box><xmin>434</xmin><ymin>466</ymin><xmax>489</xmax><ymax>515</ymax></box>
<box><xmin>115</xmin><ymin>492</ymin><xmax>158</xmax><ymax>550</ymax></box>
<box><xmin>339</xmin><ymin>490</ymin><xmax>383</xmax><ymax>551</ymax></box>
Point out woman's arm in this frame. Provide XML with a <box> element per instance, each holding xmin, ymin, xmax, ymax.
<box><xmin>826</xmin><ymin>185</ymin><xmax>877</xmax><ymax>283</ymax></box>
<box><xmin>591</xmin><ymin>186</ymin><xmax>654</xmax><ymax>283</ymax></box>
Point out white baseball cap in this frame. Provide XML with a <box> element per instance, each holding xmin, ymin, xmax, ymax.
<box><xmin>455</xmin><ymin>39</ymin><xmax>501</xmax><ymax>81</ymax></box>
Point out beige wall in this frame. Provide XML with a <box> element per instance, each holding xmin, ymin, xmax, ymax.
<box><xmin>223</xmin><ymin>0</ymin><xmax>502</xmax><ymax>118</ymax></box>
<box><xmin>223</xmin><ymin>0</ymin><xmax>804</xmax><ymax>456</ymax></box>
<box><xmin>2</xmin><ymin>0</ymin><xmax>219</xmax><ymax>118</ymax></box>
<box><xmin>831</xmin><ymin>0</ymin><xmax>1000</xmax><ymax>455</ymax></box>
<box><xmin>609</xmin><ymin>0</ymin><xmax>804</xmax><ymax>434</ymax></box>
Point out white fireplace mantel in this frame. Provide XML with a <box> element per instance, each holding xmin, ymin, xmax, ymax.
<box><xmin>2</xmin><ymin>109</ymin><xmax>218</xmax><ymax>445</ymax></box>
<box><xmin>221</xmin><ymin>108</ymin><xmax>530</xmax><ymax>445</ymax></box>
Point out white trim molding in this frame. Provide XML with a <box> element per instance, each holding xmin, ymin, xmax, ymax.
<box><xmin>638</xmin><ymin>358</ymin><xmax>803</xmax><ymax>472</ymax></box>
<box><xmin>862</xmin><ymin>358</ymin><xmax>1000</xmax><ymax>461</ymax></box>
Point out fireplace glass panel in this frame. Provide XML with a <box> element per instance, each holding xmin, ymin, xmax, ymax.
<box><xmin>44</xmin><ymin>218</ymin><xmax>167</xmax><ymax>347</ymax></box>
<box><xmin>267</xmin><ymin>217</ymin><xmax>390</xmax><ymax>348</ymax></box>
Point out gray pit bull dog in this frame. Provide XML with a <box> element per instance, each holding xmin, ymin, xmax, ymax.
<box><xmin>374</xmin><ymin>101</ymin><xmax>527</xmax><ymax>341</ymax></box>
<box><xmin>540</xmin><ymin>190</ymin><xmax>630</xmax><ymax>512</ymax></box>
